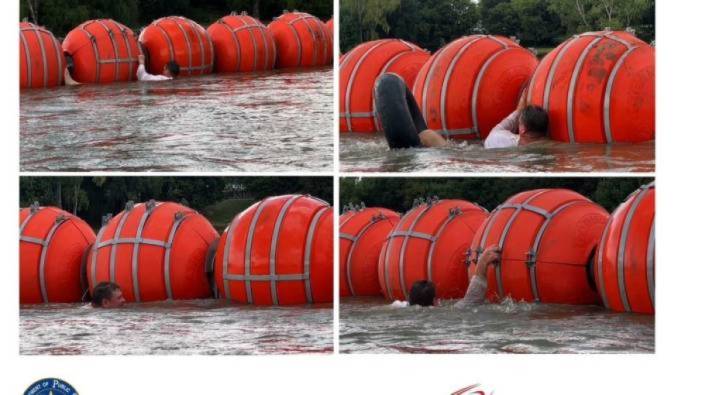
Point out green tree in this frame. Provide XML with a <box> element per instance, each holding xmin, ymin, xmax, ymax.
<box><xmin>340</xmin><ymin>0</ymin><xmax>400</xmax><ymax>52</ymax></box>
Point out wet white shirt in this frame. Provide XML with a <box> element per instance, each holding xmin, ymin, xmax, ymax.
<box><xmin>484</xmin><ymin>111</ymin><xmax>520</xmax><ymax>149</ymax></box>
<box><xmin>454</xmin><ymin>275</ymin><xmax>488</xmax><ymax>308</ymax></box>
<box><xmin>137</xmin><ymin>64</ymin><xmax>172</xmax><ymax>82</ymax></box>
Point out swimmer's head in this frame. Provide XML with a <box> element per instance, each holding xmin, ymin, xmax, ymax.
<box><xmin>409</xmin><ymin>280</ymin><xmax>436</xmax><ymax>307</ymax></box>
<box><xmin>518</xmin><ymin>105</ymin><xmax>549</xmax><ymax>136</ymax></box>
<box><xmin>91</xmin><ymin>282</ymin><xmax>125</xmax><ymax>308</ymax></box>
<box><xmin>163</xmin><ymin>61</ymin><xmax>180</xmax><ymax>78</ymax></box>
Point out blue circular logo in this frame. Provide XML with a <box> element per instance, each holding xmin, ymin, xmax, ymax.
<box><xmin>24</xmin><ymin>378</ymin><xmax>78</xmax><ymax>395</ymax></box>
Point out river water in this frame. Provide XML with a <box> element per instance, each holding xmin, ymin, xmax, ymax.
<box><xmin>341</xmin><ymin>135</ymin><xmax>654</xmax><ymax>173</ymax></box>
<box><xmin>20</xmin><ymin>68</ymin><xmax>333</xmax><ymax>172</ymax></box>
<box><xmin>20</xmin><ymin>300</ymin><xmax>333</xmax><ymax>355</ymax></box>
<box><xmin>340</xmin><ymin>297</ymin><xmax>654</xmax><ymax>354</ymax></box>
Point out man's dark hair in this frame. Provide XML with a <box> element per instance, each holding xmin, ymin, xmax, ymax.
<box><xmin>408</xmin><ymin>280</ymin><xmax>436</xmax><ymax>307</ymax></box>
<box><xmin>91</xmin><ymin>282</ymin><xmax>120</xmax><ymax>308</ymax></box>
<box><xmin>166</xmin><ymin>61</ymin><xmax>180</xmax><ymax>77</ymax></box>
<box><xmin>520</xmin><ymin>105</ymin><xmax>549</xmax><ymax>135</ymax></box>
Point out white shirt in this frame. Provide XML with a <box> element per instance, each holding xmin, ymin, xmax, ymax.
<box><xmin>137</xmin><ymin>64</ymin><xmax>172</xmax><ymax>82</ymax></box>
<box><xmin>484</xmin><ymin>111</ymin><xmax>520</xmax><ymax>149</ymax></box>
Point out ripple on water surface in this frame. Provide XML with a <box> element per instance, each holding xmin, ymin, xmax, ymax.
<box><xmin>20</xmin><ymin>68</ymin><xmax>333</xmax><ymax>172</ymax></box>
<box><xmin>340</xmin><ymin>135</ymin><xmax>654</xmax><ymax>173</ymax></box>
<box><xmin>340</xmin><ymin>297</ymin><xmax>654</xmax><ymax>354</ymax></box>
<box><xmin>20</xmin><ymin>300</ymin><xmax>333</xmax><ymax>355</ymax></box>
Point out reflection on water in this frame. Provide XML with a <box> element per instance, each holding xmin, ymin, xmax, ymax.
<box><xmin>20</xmin><ymin>68</ymin><xmax>333</xmax><ymax>172</ymax></box>
<box><xmin>20</xmin><ymin>300</ymin><xmax>332</xmax><ymax>355</ymax></box>
<box><xmin>341</xmin><ymin>135</ymin><xmax>654</xmax><ymax>173</ymax></box>
<box><xmin>340</xmin><ymin>297</ymin><xmax>654</xmax><ymax>354</ymax></box>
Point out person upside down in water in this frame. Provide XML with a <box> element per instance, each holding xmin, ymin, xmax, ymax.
<box><xmin>374</xmin><ymin>73</ymin><xmax>549</xmax><ymax>149</ymax></box>
<box><xmin>401</xmin><ymin>245</ymin><xmax>502</xmax><ymax>307</ymax></box>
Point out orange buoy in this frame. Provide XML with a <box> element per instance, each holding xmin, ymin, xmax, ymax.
<box><xmin>138</xmin><ymin>16</ymin><xmax>214</xmax><ymax>76</ymax></box>
<box><xmin>325</xmin><ymin>18</ymin><xmax>334</xmax><ymax>51</ymax></box>
<box><xmin>340</xmin><ymin>207</ymin><xmax>400</xmax><ymax>297</ymax></box>
<box><xmin>86</xmin><ymin>200</ymin><xmax>218</xmax><ymax>302</ymax></box>
<box><xmin>207</xmin><ymin>13</ymin><xmax>276</xmax><ymax>73</ymax></box>
<box><xmin>412</xmin><ymin>35</ymin><xmax>538</xmax><ymax>140</ymax></box>
<box><xmin>214</xmin><ymin>195</ymin><xmax>333</xmax><ymax>305</ymax></box>
<box><xmin>594</xmin><ymin>183</ymin><xmax>654</xmax><ymax>314</ymax></box>
<box><xmin>468</xmin><ymin>189</ymin><xmax>609</xmax><ymax>304</ymax></box>
<box><xmin>340</xmin><ymin>39</ymin><xmax>430</xmax><ymax>133</ymax></box>
<box><xmin>527</xmin><ymin>31</ymin><xmax>655</xmax><ymax>143</ymax></box>
<box><xmin>267</xmin><ymin>11</ymin><xmax>332</xmax><ymax>68</ymax></box>
<box><xmin>62</xmin><ymin>19</ymin><xmax>140</xmax><ymax>83</ymax></box>
<box><xmin>19</xmin><ymin>22</ymin><xmax>65</xmax><ymax>88</ymax></box>
<box><xmin>378</xmin><ymin>199</ymin><xmax>488</xmax><ymax>301</ymax></box>
<box><xmin>20</xmin><ymin>204</ymin><xmax>96</xmax><ymax>304</ymax></box>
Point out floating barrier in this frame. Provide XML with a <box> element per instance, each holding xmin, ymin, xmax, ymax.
<box><xmin>20</xmin><ymin>204</ymin><xmax>95</xmax><ymax>304</ymax></box>
<box><xmin>378</xmin><ymin>199</ymin><xmax>489</xmax><ymax>301</ymax></box>
<box><xmin>340</xmin><ymin>207</ymin><xmax>400</xmax><ymax>297</ymax></box>
<box><xmin>214</xmin><ymin>195</ymin><xmax>333</xmax><ymax>305</ymax></box>
<box><xmin>527</xmin><ymin>31</ymin><xmax>655</xmax><ymax>143</ymax></box>
<box><xmin>62</xmin><ymin>19</ymin><xmax>140</xmax><ymax>83</ymax></box>
<box><xmin>207</xmin><ymin>13</ymin><xmax>276</xmax><ymax>73</ymax></box>
<box><xmin>325</xmin><ymin>18</ymin><xmax>334</xmax><ymax>51</ymax></box>
<box><xmin>340</xmin><ymin>39</ymin><xmax>430</xmax><ymax>133</ymax></box>
<box><xmin>86</xmin><ymin>201</ymin><xmax>218</xmax><ymax>302</ymax></box>
<box><xmin>594</xmin><ymin>183</ymin><xmax>655</xmax><ymax>313</ymax></box>
<box><xmin>412</xmin><ymin>35</ymin><xmax>538</xmax><ymax>140</ymax></box>
<box><xmin>268</xmin><ymin>11</ymin><xmax>331</xmax><ymax>68</ymax></box>
<box><xmin>468</xmin><ymin>189</ymin><xmax>609</xmax><ymax>304</ymax></box>
<box><xmin>139</xmin><ymin>16</ymin><xmax>214</xmax><ymax>76</ymax></box>
<box><xmin>19</xmin><ymin>22</ymin><xmax>65</xmax><ymax>88</ymax></box>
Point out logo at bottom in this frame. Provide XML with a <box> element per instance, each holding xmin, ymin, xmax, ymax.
<box><xmin>451</xmin><ymin>383</ymin><xmax>495</xmax><ymax>395</ymax></box>
<box><xmin>24</xmin><ymin>378</ymin><xmax>78</xmax><ymax>395</ymax></box>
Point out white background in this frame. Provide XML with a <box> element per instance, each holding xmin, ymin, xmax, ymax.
<box><xmin>3</xmin><ymin>0</ymin><xmax>701</xmax><ymax>393</ymax></box>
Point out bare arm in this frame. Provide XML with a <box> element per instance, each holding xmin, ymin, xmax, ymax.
<box><xmin>418</xmin><ymin>129</ymin><xmax>448</xmax><ymax>148</ymax></box>
<box><xmin>455</xmin><ymin>246</ymin><xmax>501</xmax><ymax>307</ymax></box>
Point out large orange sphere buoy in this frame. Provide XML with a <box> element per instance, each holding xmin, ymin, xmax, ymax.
<box><xmin>86</xmin><ymin>201</ymin><xmax>218</xmax><ymax>302</ymax></box>
<box><xmin>207</xmin><ymin>13</ymin><xmax>276</xmax><ymax>73</ymax></box>
<box><xmin>214</xmin><ymin>195</ymin><xmax>333</xmax><ymax>305</ymax></box>
<box><xmin>139</xmin><ymin>16</ymin><xmax>214</xmax><ymax>76</ymax></box>
<box><xmin>20</xmin><ymin>22</ymin><xmax>65</xmax><ymax>88</ymax></box>
<box><xmin>468</xmin><ymin>189</ymin><xmax>609</xmax><ymax>305</ymax></box>
<box><xmin>20</xmin><ymin>204</ymin><xmax>96</xmax><ymax>304</ymax></box>
<box><xmin>325</xmin><ymin>18</ymin><xmax>333</xmax><ymax>51</ymax></box>
<box><xmin>267</xmin><ymin>11</ymin><xmax>331</xmax><ymax>68</ymax></box>
<box><xmin>378</xmin><ymin>199</ymin><xmax>489</xmax><ymax>301</ymax></box>
<box><xmin>413</xmin><ymin>35</ymin><xmax>538</xmax><ymax>140</ymax></box>
<box><xmin>340</xmin><ymin>39</ymin><xmax>430</xmax><ymax>133</ymax></box>
<box><xmin>62</xmin><ymin>19</ymin><xmax>140</xmax><ymax>83</ymax></box>
<box><xmin>526</xmin><ymin>31</ymin><xmax>655</xmax><ymax>143</ymax></box>
<box><xmin>340</xmin><ymin>207</ymin><xmax>400</xmax><ymax>297</ymax></box>
<box><xmin>594</xmin><ymin>183</ymin><xmax>654</xmax><ymax>314</ymax></box>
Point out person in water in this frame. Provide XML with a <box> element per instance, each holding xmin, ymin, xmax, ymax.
<box><xmin>418</xmin><ymin>93</ymin><xmax>549</xmax><ymax>149</ymax></box>
<box><xmin>137</xmin><ymin>54</ymin><xmax>180</xmax><ymax>81</ymax></box>
<box><xmin>91</xmin><ymin>281</ymin><xmax>126</xmax><ymax>308</ymax></box>
<box><xmin>402</xmin><ymin>245</ymin><xmax>502</xmax><ymax>307</ymax></box>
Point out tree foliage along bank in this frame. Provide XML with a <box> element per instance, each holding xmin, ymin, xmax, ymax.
<box><xmin>20</xmin><ymin>176</ymin><xmax>333</xmax><ymax>230</ymax></box>
<box><xmin>340</xmin><ymin>0</ymin><xmax>655</xmax><ymax>52</ymax></box>
<box><xmin>20</xmin><ymin>0</ymin><xmax>334</xmax><ymax>38</ymax></box>
<box><xmin>340</xmin><ymin>177</ymin><xmax>654</xmax><ymax>215</ymax></box>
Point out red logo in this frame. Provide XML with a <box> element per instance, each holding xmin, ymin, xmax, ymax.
<box><xmin>451</xmin><ymin>383</ymin><xmax>495</xmax><ymax>395</ymax></box>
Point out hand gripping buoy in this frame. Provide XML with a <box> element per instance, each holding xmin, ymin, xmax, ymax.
<box><xmin>214</xmin><ymin>195</ymin><xmax>333</xmax><ymax>305</ymax></box>
<box><xmin>267</xmin><ymin>11</ymin><xmax>332</xmax><ymax>68</ymax></box>
<box><xmin>412</xmin><ymin>35</ymin><xmax>538</xmax><ymax>140</ymax></box>
<box><xmin>378</xmin><ymin>199</ymin><xmax>489</xmax><ymax>301</ymax></box>
<box><xmin>374</xmin><ymin>73</ymin><xmax>427</xmax><ymax>149</ymax></box>
<box><xmin>86</xmin><ymin>201</ymin><xmax>218</xmax><ymax>302</ymax></box>
<box><xmin>468</xmin><ymin>189</ymin><xmax>609</xmax><ymax>304</ymax></box>
<box><xmin>139</xmin><ymin>16</ymin><xmax>215</xmax><ymax>76</ymax></box>
<box><xmin>526</xmin><ymin>31</ymin><xmax>655</xmax><ymax>143</ymax></box>
<box><xmin>340</xmin><ymin>39</ymin><xmax>430</xmax><ymax>133</ymax></box>
<box><xmin>20</xmin><ymin>22</ymin><xmax>65</xmax><ymax>88</ymax></box>
<box><xmin>340</xmin><ymin>207</ymin><xmax>401</xmax><ymax>297</ymax></box>
<box><xmin>20</xmin><ymin>204</ymin><xmax>96</xmax><ymax>304</ymax></box>
<box><xmin>594</xmin><ymin>183</ymin><xmax>655</xmax><ymax>313</ymax></box>
<box><xmin>207</xmin><ymin>13</ymin><xmax>276</xmax><ymax>73</ymax></box>
<box><xmin>62</xmin><ymin>19</ymin><xmax>140</xmax><ymax>83</ymax></box>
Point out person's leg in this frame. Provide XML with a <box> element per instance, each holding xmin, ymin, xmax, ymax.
<box><xmin>374</xmin><ymin>73</ymin><xmax>425</xmax><ymax>149</ymax></box>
